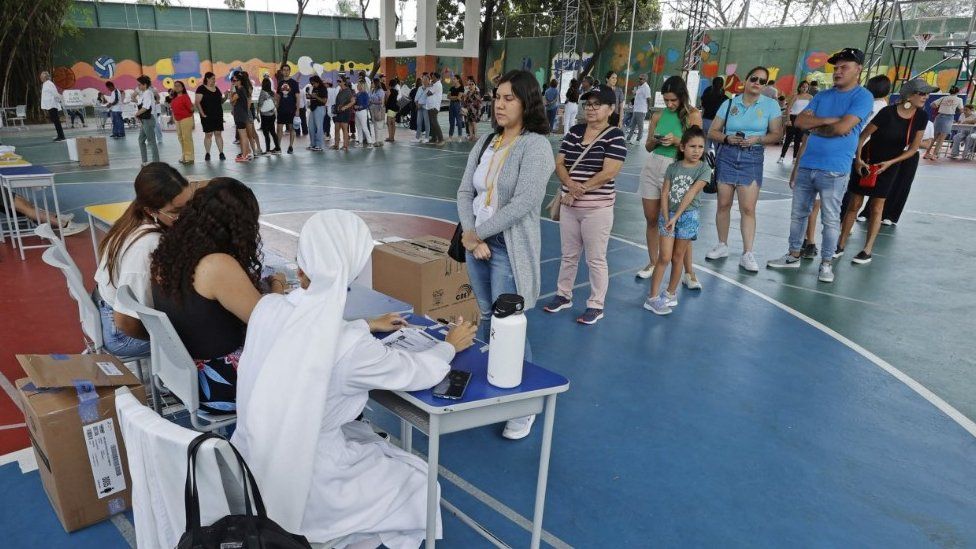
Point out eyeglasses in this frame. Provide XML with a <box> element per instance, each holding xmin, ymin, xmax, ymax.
<box><xmin>583</xmin><ymin>101</ymin><xmax>605</xmax><ymax>110</ymax></box>
<box><xmin>157</xmin><ymin>210</ymin><xmax>180</xmax><ymax>222</ymax></box>
<box><xmin>912</xmin><ymin>91</ymin><xmax>929</xmax><ymax>96</ymax></box>
<box><xmin>748</xmin><ymin>76</ymin><xmax>769</xmax><ymax>85</ymax></box>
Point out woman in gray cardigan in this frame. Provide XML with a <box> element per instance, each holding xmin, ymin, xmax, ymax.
<box><xmin>456</xmin><ymin>70</ymin><xmax>555</xmax><ymax>440</ymax></box>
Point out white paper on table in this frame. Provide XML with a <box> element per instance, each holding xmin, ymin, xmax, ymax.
<box><xmin>380</xmin><ymin>328</ymin><xmax>440</xmax><ymax>352</ymax></box>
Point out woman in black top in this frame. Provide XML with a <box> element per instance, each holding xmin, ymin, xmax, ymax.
<box><xmin>229</xmin><ymin>73</ymin><xmax>254</xmax><ymax>161</ymax></box>
<box><xmin>699</xmin><ymin>77</ymin><xmax>726</xmax><ymax>149</ymax></box>
<box><xmin>195</xmin><ymin>72</ymin><xmax>226</xmax><ymax>161</ymax></box>
<box><xmin>151</xmin><ymin>178</ymin><xmax>283</xmax><ymax>413</ymax></box>
<box><xmin>837</xmin><ymin>79</ymin><xmax>931</xmax><ymax>265</ymax></box>
<box><xmin>275</xmin><ymin>81</ymin><xmax>298</xmax><ymax>154</ymax></box>
<box><xmin>384</xmin><ymin>77</ymin><xmax>400</xmax><ymax>143</ymax></box>
<box><xmin>448</xmin><ymin>79</ymin><xmax>466</xmax><ymax>140</ymax></box>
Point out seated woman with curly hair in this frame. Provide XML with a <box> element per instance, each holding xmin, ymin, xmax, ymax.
<box><xmin>150</xmin><ymin>177</ymin><xmax>281</xmax><ymax>413</ymax></box>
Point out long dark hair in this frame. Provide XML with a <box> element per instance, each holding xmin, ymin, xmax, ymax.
<box><xmin>99</xmin><ymin>163</ymin><xmax>189</xmax><ymax>285</ymax></box>
<box><xmin>151</xmin><ymin>178</ymin><xmax>262</xmax><ymax>300</ymax></box>
<box><xmin>494</xmin><ymin>70</ymin><xmax>549</xmax><ymax>135</ymax></box>
<box><xmin>173</xmin><ymin>81</ymin><xmax>188</xmax><ymax>95</ymax></box>
<box><xmin>261</xmin><ymin>77</ymin><xmax>273</xmax><ymax>94</ymax></box>
<box><xmin>661</xmin><ymin>75</ymin><xmax>693</xmax><ymax>129</ymax></box>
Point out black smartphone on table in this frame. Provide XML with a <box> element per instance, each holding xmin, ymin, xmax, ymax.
<box><xmin>432</xmin><ymin>369</ymin><xmax>472</xmax><ymax>400</ymax></box>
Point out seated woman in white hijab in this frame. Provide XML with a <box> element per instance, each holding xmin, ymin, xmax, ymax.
<box><xmin>232</xmin><ymin>210</ymin><xmax>477</xmax><ymax>548</ymax></box>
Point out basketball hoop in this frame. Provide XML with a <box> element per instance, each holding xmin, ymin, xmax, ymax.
<box><xmin>913</xmin><ymin>33</ymin><xmax>935</xmax><ymax>52</ymax></box>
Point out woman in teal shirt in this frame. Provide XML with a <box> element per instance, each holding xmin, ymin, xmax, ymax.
<box><xmin>705</xmin><ymin>66</ymin><xmax>783</xmax><ymax>272</ymax></box>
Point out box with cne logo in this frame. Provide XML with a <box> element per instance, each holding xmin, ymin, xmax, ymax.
<box><xmin>14</xmin><ymin>353</ymin><xmax>145</xmax><ymax>532</ymax></box>
<box><xmin>372</xmin><ymin>236</ymin><xmax>481</xmax><ymax>324</ymax></box>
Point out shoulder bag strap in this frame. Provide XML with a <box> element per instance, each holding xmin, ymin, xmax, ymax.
<box><xmin>567</xmin><ymin>125</ymin><xmax>615</xmax><ymax>175</ymax></box>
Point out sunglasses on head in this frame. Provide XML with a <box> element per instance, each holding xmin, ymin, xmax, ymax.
<box><xmin>748</xmin><ymin>75</ymin><xmax>768</xmax><ymax>85</ymax></box>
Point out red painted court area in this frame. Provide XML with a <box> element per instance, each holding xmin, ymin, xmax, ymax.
<box><xmin>0</xmin><ymin>233</ymin><xmax>97</xmax><ymax>455</ymax></box>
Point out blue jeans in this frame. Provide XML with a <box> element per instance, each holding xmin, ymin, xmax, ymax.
<box><xmin>415</xmin><ymin>105</ymin><xmax>429</xmax><ymax>139</ymax></box>
<box><xmin>449</xmin><ymin>102</ymin><xmax>464</xmax><ymax>136</ymax></box>
<box><xmin>154</xmin><ymin>114</ymin><xmax>163</xmax><ymax>142</ymax></box>
<box><xmin>465</xmin><ymin>233</ymin><xmax>532</xmax><ymax>362</ymax></box>
<box><xmin>790</xmin><ymin>168</ymin><xmax>848</xmax><ymax>262</ymax></box>
<box><xmin>547</xmin><ymin>107</ymin><xmax>558</xmax><ymax>132</ymax></box>
<box><xmin>309</xmin><ymin>107</ymin><xmax>326</xmax><ymax>148</ymax></box>
<box><xmin>98</xmin><ymin>301</ymin><xmax>150</xmax><ymax>357</ymax></box>
<box><xmin>111</xmin><ymin>111</ymin><xmax>125</xmax><ymax>136</ymax></box>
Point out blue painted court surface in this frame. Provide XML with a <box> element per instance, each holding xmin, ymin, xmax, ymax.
<box><xmin>3</xmin><ymin>128</ymin><xmax>976</xmax><ymax>547</ymax></box>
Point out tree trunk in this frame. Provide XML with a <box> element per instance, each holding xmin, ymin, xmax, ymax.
<box><xmin>357</xmin><ymin>0</ymin><xmax>380</xmax><ymax>79</ymax></box>
<box><xmin>579</xmin><ymin>0</ymin><xmax>617</xmax><ymax>78</ymax></box>
<box><xmin>0</xmin><ymin>0</ymin><xmax>42</xmax><ymax>109</ymax></box>
<box><xmin>478</xmin><ymin>0</ymin><xmax>499</xmax><ymax>89</ymax></box>
<box><xmin>279</xmin><ymin>0</ymin><xmax>309</xmax><ymax>72</ymax></box>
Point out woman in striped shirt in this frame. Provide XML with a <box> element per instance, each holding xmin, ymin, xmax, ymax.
<box><xmin>543</xmin><ymin>87</ymin><xmax>627</xmax><ymax>325</ymax></box>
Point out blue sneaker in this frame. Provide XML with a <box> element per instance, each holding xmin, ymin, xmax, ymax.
<box><xmin>576</xmin><ymin>308</ymin><xmax>604</xmax><ymax>325</ymax></box>
<box><xmin>643</xmin><ymin>293</ymin><xmax>672</xmax><ymax>315</ymax></box>
<box><xmin>543</xmin><ymin>295</ymin><xmax>573</xmax><ymax>313</ymax></box>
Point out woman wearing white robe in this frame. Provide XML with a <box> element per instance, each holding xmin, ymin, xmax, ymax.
<box><xmin>231</xmin><ymin>210</ymin><xmax>476</xmax><ymax>548</ymax></box>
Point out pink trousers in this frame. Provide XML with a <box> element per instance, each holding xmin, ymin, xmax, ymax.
<box><xmin>556</xmin><ymin>204</ymin><xmax>614</xmax><ymax>309</ymax></box>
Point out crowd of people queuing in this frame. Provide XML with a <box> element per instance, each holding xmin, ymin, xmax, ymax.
<box><xmin>29</xmin><ymin>41</ymin><xmax>972</xmax><ymax>545</ymax></box>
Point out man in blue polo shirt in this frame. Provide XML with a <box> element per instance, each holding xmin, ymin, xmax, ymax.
<box><xmin>766</xmin><ymin>47</ymin><xmax>873</xmax><ymax>283</ymax></box>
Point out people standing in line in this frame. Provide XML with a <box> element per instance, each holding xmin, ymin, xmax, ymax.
<box><xmin>836</xmin><ymin>78</ymin><xmax>932</xmax><ymax>265</ymax></box>
<box><xmin>448</xmin><ymin>78</ymin><xmax>465</xmax><ymax>140</ymax></box>
<box><xmin>456</xmin><ymin>69</ymin><xmax>555</xmax><ymax>440</ymax></box>
<box><xmin>924</xmin><ymin>85</ymin><xmax>963</xmax><ymax>160</ymax></box>
<box><xmin>626</xmin><ymin>74</ymin><xmax>651</xmax><ymax>144</ymax></box>
<box><xmin>766</xmin><ymin>48</ymin><xmax>874</xmax><ymax>282</ymax></box>
<box><xmin>415</xmin><ymin>74</ymin><xmax>430</xmax><ymax>142</ymax></box>
<box><xmin>637</xmin><ymin>76</ymin><xmax>703</xmax><ymax>288</ymax></box>
<box><xmin>230</xmin><ymin>73</ymin><xmax>253</xmax><ymax>162</ymax></box>
<box><xmin>384</xmin><ymin>77</ymin><xmax>400</xmax><ymax>143</ymax></box>
<box><xmin>195</xmin><ymin>72</ymin><xmax>226</xmax><ymax>162</ymax></box>
<box><xmin>135</xmin><ymin>75</ymin><xmax>160</xmax><ymax>165</ymax></box>
<box><xmin>297</xmin><ymin>80</ymin><xmax>309</xmax><ymax>137</ymax></box>
<box><xmin>275</xmin><ymin>82</ymin><xmax>297</xmax><ymax>154</ymax></box>
<box><xmin>604</xmin><ymin>71</ymin><xmax>624</xmax><ymax>128</ymax></box>
<box><xmin>427</xmin><ymin>72</ymin><xmax>445</xmax><ymax>145</ymax></box>
<box><xmin>258</xmin><ymin>78</ymin><xmax>281</xmax><ymax>154</ymax></box>
<box><xmin>463</xmin><ymin>77</ymin><xmax>483</xmax><ymax>142</ymax></box>
<box><xmin>562</xmin><ymin>78</ymin><xmax>580</xmax><ymax>136</ymax></box>
<box><xmin>369</xmin><ymin>79</ymin><xmax>386</xmax><ymax>144</ymax></box>
<box><xmin>332</xmin><ymin>79</ymin><xmax>355</xmax><ymax>151</ymax></box>
<box><xmin>354</xmin><ymin>82</ymin><xmax>377</xmax><ymax>148</ymax></box>
<box><xmin>152</xmin><ymin>86</ymin><xmax>165</xmax><ymax>144</ymax></box>
<box><xmin>105</xmin><ymin>81</ymin><xmax>125</xmax><ymax>138</ymax></box>
<box><xmin>859</xmin><ymin>118</ymin><xmax>934</xmax><ymax>226</ymax></box>
<box><xmin>544</xmin><ymin>79</ymin><xmax>560</xmax><ymax>132</ymax></box>
<box><xmin>575</xmin><ymin>76</ymin><xmax>596</xmax><ymax>125</ymax></box>
<box><xmin>305</xmin><ymin>75</ymin><xmax>327</xmax><ymax>152</ymax></box>
<box><xmin>543</xmin><ymin>86</ymin><xmax>627</xmax><ymax>325</ymax></box>
<box><xmin>778</xmin><ymin>81</ymin><xmax>813</xmax><ymax>164</ymax></box>
<box><xmin>705</xmin><ymin>66</ymin><xmax>784</xmax><ymax>273</ymax></box>
<box><xmin>644</xmin><ymin>128</ymin><xmax>712</xmax><ymax>315</ymax></box>
<box><xmin>94</xmin><ymin>163</ymin><xmax>193</xmax><ymax>357</ymax></box>
<box><xmin>835</xmin><ymin>74</ymin><xmax>893</xmax><ymax>225</ymax></box>
<box><xmin>40</xmin><ymin>71</ymin><xmax>66</xmax><ymax>142</ymax></box>
<box><xmin>949</xmin><ymin>104</ymin><xmax>976</xmax><ymax>158</ymax></box>
<box><xmin>240</xmin><ymin>72</ymin><xmax>264</xmax><ymax>156</ymax></box>
<box><xmin>700</xmin><ymin>77</ymin><xmax>726</xmax><ymax>150</ymax></box>
<box><xmin>170</xmin><ymin>81</ymin><xmax>195</xmax><ymax>164</ymax></box>
<box><xmin>324</xmin><ymin>79</ymin><xmax>338</xmax><ymax>144</ymax></box>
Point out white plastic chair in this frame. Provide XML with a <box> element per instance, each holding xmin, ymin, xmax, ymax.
<box><xmin>116</xmin><ymin>284</ymin><xmax>236</xmax><ymax>432</ymax></box>
<box><xmin>8</xmin><ymin>105</ymin><xmax>27</xmax><ymax>130</ymax></box>
<box><xmin>37</xmin><ymin>224</ymin><xmax>149</xmax><ymax>378</ymax></box>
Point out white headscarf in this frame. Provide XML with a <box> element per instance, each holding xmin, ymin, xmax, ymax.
<box><xmin>236</xmin><ymin>210</ymin><xmax>374</xmax><ymax>532</ymax></box>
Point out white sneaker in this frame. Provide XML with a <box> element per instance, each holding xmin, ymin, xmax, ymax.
<box><xmin>682</xmin><ymin>273</ymin><xmax>702</xmax><ymax>290</ymax></box>
<box><xmin>636</xmin><ymin>264</ymin><xmax>654</xmax><ymax>279</ymax></box>
<box><xmin>856</xmin><ymin>216</ymin><xmax>867</xmax><ymax>222</ymax></box>
<box><xmin>739</xmin><ymin>251</ymin><xmax>759</xmax><ymax>272</ymax></box>
<box><xmin>705</xmin><ymin>243</ymin><xmax>729</xmax><ymax>260</ymax></box>
<box><xmin>818</xmin><ymin>262</ymin><xmax>835</xmax><ymax>283</ymax></box>
<box><xmin>502</xmin><ymin>415</ymin><xmax>536</xmax><ymax>440</ymax></box>
<box><xmin>665</xmin><ymin>290</ymin><xmax>678</xmax><ymax>307</ymax></box>
<box><xmin>881</xmin><ymin>219</ymin><xmax>894</xmax><ymax>226</ymax></box>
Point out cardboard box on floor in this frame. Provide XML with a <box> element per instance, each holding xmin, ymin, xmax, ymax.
<box><xmin>76</xmin><ymin>137</ymin><xmax>109</xmax><ymax>167</ymax></box>
<box><xmin>372</xmin><ymin>236</ymin><xmax>480</xmax><ymax>323</ymax></box>
<box><xmin>15</xmin><ymin>354</ymin><xmax>146</xmax><ymax>532</ymax></box>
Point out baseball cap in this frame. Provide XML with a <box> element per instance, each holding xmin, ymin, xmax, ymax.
<box><xmin>827</xmin><ymin>48</ymin><xmax>865</xmax><ymax>65</ymax></box>
<box><xmin>899</xmin><ymin>78</ymin><xmax>939</xmax><ymax>96</ymax></box>
<box><xmin>580</xmin><ymin>87</ymin><xmax>617</xmax><ymax>106</ymax></box>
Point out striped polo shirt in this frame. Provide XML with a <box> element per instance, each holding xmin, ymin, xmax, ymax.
<box><xmin>559</xmin><ymin>124</ymin><xmax>628</xmax><ymax>208</ymax></box>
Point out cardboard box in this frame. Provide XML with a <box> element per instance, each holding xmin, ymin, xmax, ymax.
<box><xmin>372</xmin><ymin>236</ymin><xmax>480</xmax><ymax>323</ymax></box>
<box><xmin>76</xmin><ymin>137</ymin><xmax>108</xmax><ymax>167</ymax></box>
<box><xmin>16</xmin><ymin>354</ymin><xmax>146</xmax><ymax>532</ymax></box>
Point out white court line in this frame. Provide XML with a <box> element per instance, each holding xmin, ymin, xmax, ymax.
<box><xmin>0</xmin><ymin>423</ymin><xmax>26</xmax><ymax>431</ymax></box>
<box><xmin>0</xmin><ymin>373</ymin><xmax>22</xmax><ymax>413</ymax></box>
<box><xmin>777</xmin><ymin>283</ymin><xmax>884</xmax><ymax>306</ymax></box>
<box><xmin>0</xmin><ymin>448</ymin><xmax>38</xmax><ymax>474</ymax></box>
<box><xmin>110</xmin><ymin>514</ymin><xmax>138</xmax><ymax>548</ymax></box>
<box><xmin>904</xmin><ymin>209</ymin><xmax>976</xmax><ymax>222</ymax></box>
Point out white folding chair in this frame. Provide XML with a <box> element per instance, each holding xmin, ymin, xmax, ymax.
<box><xmin>8</xmin><ymin>105</ymin><xmax>27</xmax><ymax>131</ymax></box>
<box><xmin>116</xmin><ymin>284</ymin><xmax>236</xmax><ymax>432</ymax></box>
<box><xmin>38</xmin><ymin>224</ymin><xmax>149</xmax><ymax>378</ymax></box>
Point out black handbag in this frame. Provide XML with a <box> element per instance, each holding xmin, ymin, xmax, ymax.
<box><xmin>450</xmin><ymin>136</ymin><xmax>497</xmax><ymax>263</ymax></box>
<box><xmin>177</xmin><ymin>433</ymin><xmax>312</xmax><ymax>549</ymax></box>
<box><xmin>704</xmin><ymin>99</ymin><xmax>734</xmax><ymax>195</ymax></box>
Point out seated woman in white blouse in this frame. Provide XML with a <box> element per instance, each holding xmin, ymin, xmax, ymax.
<box><xmin>232</xmin><ymin>210</ymin><xmax>476</xmax><ymax>548</ymax></box>
<box><xmin>93</xmin><ymin>163</ymin><xmax>193</xmax><ymax>356</ymax></box>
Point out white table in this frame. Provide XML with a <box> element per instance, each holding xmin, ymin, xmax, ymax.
<box><xmin>370</xmin><ymin>316</ymin><xmax>570</xmax><ymax>548</ymax></box>
<box><xmin>1</xmin><ymin>166</ymin><xmax>61</xmax><ymax>260</ymax></box>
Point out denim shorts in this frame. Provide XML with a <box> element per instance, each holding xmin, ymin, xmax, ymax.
<box><xmin>715</xmin><ymin>144</ymin><xmax>765</xmax><ymax>187</ymax></box>
<box><xmin>658</xmin><ymin>209</ymin><xmax>700</xmax><ymax>240</ymax></box>
<box><xmin>934</xmin><ymin>113</ymin><xmax>954</xmax><ymax>135</ymax></box>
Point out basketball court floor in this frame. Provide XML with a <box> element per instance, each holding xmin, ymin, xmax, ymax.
<box><xmin>1</xmin><ymin>119</ymin><xmax>975</xmax><ymax>547</ymax></box>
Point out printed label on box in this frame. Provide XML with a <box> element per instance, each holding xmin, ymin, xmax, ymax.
<box><xmin>83</xmin><ymin>418</ymin><xmax>126</xmax><ymax>499</ymax></box>
<box><xmin>95</xmin><ymin>361</ymin><xmax>124</xmax><ymax>376</ymax></box>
